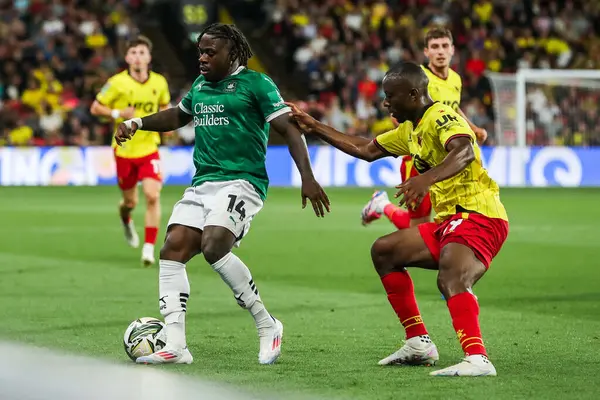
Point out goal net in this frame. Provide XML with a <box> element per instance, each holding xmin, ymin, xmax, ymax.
<box><xmin>487</xmin><ymin>70</ymin><xmax>600</xmax><ymax>147</ymax></box>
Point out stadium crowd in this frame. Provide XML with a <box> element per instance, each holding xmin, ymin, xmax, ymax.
<box><xmin>0</xmin><ymin>0</ymin><xmax>152</xmax><ymax>146</ymax></box>
<box><xmin>268</xmin><ymin>0</ymin><xmax>600</xmax><ymax>145</ymax></box>
<box><xmin>1</xmin><ymin>0</ymin><xmax>600</xmax><ymax>146</ymax></box>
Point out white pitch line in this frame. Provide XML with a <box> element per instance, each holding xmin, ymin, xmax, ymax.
<box><xmin>0</xmin><ymin>341</ymin><xmax>321</xmax><ymax>400</ymax></box>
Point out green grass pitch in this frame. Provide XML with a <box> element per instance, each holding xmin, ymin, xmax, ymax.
<box><xmin>1</xmin><ymin>186</ymin><xmax>599</xmax><ymax>399</ymax></box>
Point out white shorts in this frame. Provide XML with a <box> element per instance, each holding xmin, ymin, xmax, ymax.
<box><xmin>167</xmin><ymin>180</ymin><xmax>264</xmax><ymax>247</ymax></box>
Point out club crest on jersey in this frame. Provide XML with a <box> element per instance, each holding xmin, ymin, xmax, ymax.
<box><xmin>412</xmin><ymin>154</ymin><xmax>431</xmax><ymax>173</ymax></box>
<box><xmin>223</xmin><ymin>81</ymin><xmax>237</xmax><ymax>93</ymax></box>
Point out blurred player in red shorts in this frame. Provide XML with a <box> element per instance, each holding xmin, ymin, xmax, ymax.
<box><xmin>91</xmin><ymin>36</ymin><xmax>171</xmax><ymax>266</ymax></box>
<box><xmin>361</xmin><ymin>155</ymin><xmax>433</xmax><ymax>228</ymax></box>
<box><xmin>362</xmin><ymin>27</ymin><xmax>486</xmax><ymax>229</ymax></box>
<box><xmin>287</xmin><ymin>62</ymin><xmax>508</xmax><ymax>377</ymax></box>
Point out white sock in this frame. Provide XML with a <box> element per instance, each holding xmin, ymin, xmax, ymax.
<box><xmin>158</xmin><ymin>259</ymin><xmax>190</xmax><ymax>349</ymax></box>
<box><xmin>211</xmin><ymin>252</ymin><xmax>274</xmax><ymax>334</ymax></box>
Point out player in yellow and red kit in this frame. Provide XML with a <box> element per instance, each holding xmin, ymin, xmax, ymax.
<box><xmin>287</xmin><ymin>62</ymin><xmax>508</xmax><ymax>376</ymax></box>
<box><xmin>90</xmin><ymin>36</ymin><xmax>171</xmax><ymax>266</ymax></box>
<box><xmin>362</xmin><ymin>28</ymin><xmax>488</xmax><ymax>229</ymax></box>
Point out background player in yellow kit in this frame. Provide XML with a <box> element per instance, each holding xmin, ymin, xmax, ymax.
<box><xmin>90</xmin><ymin>36</ymin><xmax>171</xmax><ymax>266</ymax></box>
<box><xmin>362</xmin><ymin>28</ymin><xmax>488</xmax><ymax>229</ymax></box>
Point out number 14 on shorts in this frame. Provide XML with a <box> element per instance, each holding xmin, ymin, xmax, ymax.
<box><xmin>227</xmin><ymin>194</ymin><xmax>247</xmax><ymax>221</ymax></box>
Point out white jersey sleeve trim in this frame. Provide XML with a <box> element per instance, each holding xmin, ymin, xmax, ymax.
<box><xmin>265</xmin><ymin>106</ymin><xmax>291</xmax><ymax>123</ymax></box>
<box><xmin>178</xmin><ymin>102</ymin><xmax>192</xmax><ymax>115</ymax></box>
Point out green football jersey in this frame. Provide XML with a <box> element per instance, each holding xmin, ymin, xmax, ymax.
<box><xmin>178</xmin><ymin>67</ymin><xmax>290</xmax><ymax>200</ymax></box>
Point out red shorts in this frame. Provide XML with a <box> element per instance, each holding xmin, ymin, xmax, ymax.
<box><xmin>400</xmin><ymin>155</ymin><xmax>432</xmax><ymax>219</ymax></box>
<box><xmin>114</xmin><ymin>150</ymin><xmax>162</xmax><ymax>190</ymax></box>
<box><xmin>418</xmin><ymin>212</ymin><xmax>509</xmax><ymax>268</ymax></box>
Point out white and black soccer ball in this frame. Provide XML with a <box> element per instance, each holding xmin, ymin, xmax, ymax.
<box><xmin>123</xmin><ymin>317</ymin><xmax>167</xmax><ymax>361</ymax></box>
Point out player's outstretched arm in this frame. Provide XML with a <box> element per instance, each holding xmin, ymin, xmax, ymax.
<box><xmin>271</xmin><ymin>113</ymin><xmax>331</xmax><ymax>217</ymax></box>
<box><xmin>285</xmin><ymin>102</ymin><xmax>385</xmax><ymax>162</ymax></box>
<box><xmin>457</xmin><ymin>108</ymin><xmax>487</xmax><ymax>144</ymax></box>
<box><xmin>90</xmin><ymin>100</ymin><xmax>136</xmax><ymax>120</ymax></box>
<box><xmin>115</xmin><ymin>108</ymin><xmax>192</xmax><ymax>146</ymax></box>
<box><xmin>396</xmin><ymin>136</ymin><xmax>474</xmax><ymax>207</ymax></box>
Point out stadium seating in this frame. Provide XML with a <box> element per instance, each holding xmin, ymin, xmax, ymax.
<box><xmin>0</xmin><ymin>0</ymin><xmax>147</xmax><ymax>146</ymax></box>
<box><xmin>268</xmin><ymin>0</ymin><xmax>600</xmax><ymax>145</ymax></box>
<box><xmin>2</xmin><ymin>1</ymin><xmax>599</xmax><ymax>146</ymax></box>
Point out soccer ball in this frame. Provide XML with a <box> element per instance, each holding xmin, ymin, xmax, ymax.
<box><xmin>123</xmin><ymin>317</ymin><xmax>167</xmax><ymax>361</ymax></box>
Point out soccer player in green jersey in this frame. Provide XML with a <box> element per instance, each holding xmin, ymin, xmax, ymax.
<box><xmin>115</xmin><ymin>23</ymin><xmax>330</xmax><ymax>365</ymax></box>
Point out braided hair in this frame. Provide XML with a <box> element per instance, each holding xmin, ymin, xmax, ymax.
<box><xmin>197</xmin><ymin>23</ymin><xmax>253</xmax><ymax>66</ymax></box>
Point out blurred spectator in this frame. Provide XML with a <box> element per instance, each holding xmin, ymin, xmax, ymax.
<box><xmin>0</xmin><ymin>0</ymin><xmax>155</xmax><ymax>146</ymax></box>
<box><xmin>2</xmin><ymin>0</ymin><xmax>600</xmax><ymax>147</ymax></box>
<box><xmin>269</xmin><ymin>0</ymin><xmax>600</xmax><ymax>145</ymax></box>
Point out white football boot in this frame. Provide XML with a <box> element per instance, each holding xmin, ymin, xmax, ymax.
<box><xmin>430</xmin><ymin>355</ymin><xmax>497</xmax><ymax>377</ymax></box>
<box><xmin>378</xmin><ymin>335</ymin><xmax>439</xmax><ymax>366</ymax></box>
<box><xmin>141</xmin><ymin>243</ymin><xmax>155</xmax><ymax>266</ymax></box>
<box><xmin>136</xmin><ymin>346</ymin><xmax>193</xmax><ymax>365</ymax></box>
<box><xmin>258</xmin><ymin>317</ymin><xmax>284</xmax><ymax>365</ymax></box>
<box><xmin>361</xmin><ymin>190</ymin><xmax>391</xmax><ymax>226</ymax></box>
<box><xmin>123</xmin><ymin>219</ymin><xmax>140</xmax><ymax>248</ymax></box>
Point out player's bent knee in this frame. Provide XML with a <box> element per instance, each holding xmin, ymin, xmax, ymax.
<box><xmin>371</xmin><ymin>237</ymin><xmax>397</xmax><ymax>276</ymax></box>
<box><xmin>160</xmin><ymin>229</ymin><xmax>195</xmax><ymax>263</ymax></box>
<box><xmin>437</xmin><ymin>250</ymin><xmax>480</xmax><ymax>298</ymax></box>
<box><xmin>144</xmin><ymin>191</ymin><xmax>160</xmax><ymax>205</ymax></box>
<box><xmin>201</xmin><ymin>238</ymin><xmax>230</xmax><ymax>265</ymax></box>
<box><xmin>436</xmin><ymin>271</ymin><xmax>471</xmax><ymax>299</ymax></box>
<box><xmin>122</xmin><ymin>199</ymin><xmax>137</xmax><ymax>209</ymax></box>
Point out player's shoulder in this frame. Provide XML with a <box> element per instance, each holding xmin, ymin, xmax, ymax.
<box><xmin>447</xmin><ymin>68</ymin><xmax>462</xmax><ymax>86</ymax></box>
<box><xmin>423</xmin><ymin>102</ymin><xmax>459</xmax><ymax>123</ymax></box>
<box><xmin>149</xmin><ymin>71</ymin><xmax>169</xmax><ymax>86</ymax></box>
<box><xmin>106</xmin><ymin>70</ymin><xmax>129</xmax><ymax>84</ymax></box>
<box><xmin>239</xmin><ymin>68</ymin><xmax>278</xmax><ymax>86</ymax></box>
<box><xmin>379</xmin><ymin>120</ymin><xmax>412</xmax><ymax>138</ymax></box>
<box><xmin>420</xmin><ymin>64</ymin><xmax>433</xmax><ymax>78</ymax></box>
<box><xmin>188</xmin><ymin>74</ymin><xmax>206</xmax><ymax>91</ymax></box>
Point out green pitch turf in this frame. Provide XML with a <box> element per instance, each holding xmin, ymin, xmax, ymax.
<box><xmin>1</xmin><ymin>186</ymin><xmax>599</xmax><ymax>399</ymax></box>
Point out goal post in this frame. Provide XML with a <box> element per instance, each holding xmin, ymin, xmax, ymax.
<box><xmin>487</xmin><ymin>69</ymin><xmax>600</xmax><ymax>147</ymax></box>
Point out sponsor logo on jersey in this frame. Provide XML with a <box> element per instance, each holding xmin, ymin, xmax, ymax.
<box><xmin>193</xmin><ymin>102</ymin><xmax>230</xmax><ymax>127</ymax></box>
<box><xmin>435</xmin><ymin>113</ymin><xmax>458</xmax><ymax>127</ymax></box>
<box><xmin>223</xmin><ymin>81</ymin><xmax>237</xmax><ymax>93</ymax></box>
<box><xmin>442</xmin><ymin>100</ymin><xmax>460</xmax><ymax>110</ymax></box>
<box><xmin>129</xmin><ymin>102</ymin><xmax>158</xmax><ymax>113</ymax></box>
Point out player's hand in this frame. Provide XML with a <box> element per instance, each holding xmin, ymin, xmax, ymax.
<box><xmin>474</xmin><ymin>127</ymin><xmax>487</xmax><ymax>145</ymax></box>
<box><xmin>395</xmin><ymin>174</ymin><xmax>432</xmax><ymax>210</ymax></box>
<box><xmin>285</xmin><ymin>102</ymin><xmax>318</xmax><ymax>133</ymax></box>
<box><xmin>301</xmin><ymin>177</ymin><xmax>330</xmax><ymax>217</ymax></box>
<box><xmin>119</xmin><ymin>107</ymin><xmax>136</xmax><ymax>119</ymax></box>
<box><xmin>115</xmin><ymin>121</ymin><xmax>139</xmax><ymax>146</ymax></box>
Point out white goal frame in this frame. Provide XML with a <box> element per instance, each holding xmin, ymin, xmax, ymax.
<box><xmin>488</xmin><ymin>69</ymin><xmax>600</xmax><ymax>147</ymax></box>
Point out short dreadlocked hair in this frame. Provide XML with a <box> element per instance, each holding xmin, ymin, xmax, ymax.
<box><xmin>197</xmin><ymin>23</ymin><xmax>254</xmax><ymax>66</ymax></box>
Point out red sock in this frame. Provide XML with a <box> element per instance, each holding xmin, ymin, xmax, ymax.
<box><xmin>383</xmin><ymin>204</ymin><xmax>410</xmax><ymax>230</ymax></box>
<box><xmin>447</xmin><ymin>292</ymin><xmax>487</xmax><ymax>357</ymax></box>
<box><xmin>381</xmin><ymin>271</ymin><xmax>428</xmax><ymax>339</ymax></box>
<box><xmin>144</xmin><ymin>227</ymin><xmax>158</xmax><ymax>245</ymax></box>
